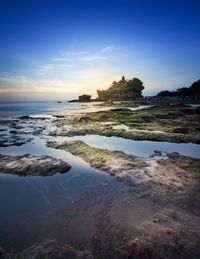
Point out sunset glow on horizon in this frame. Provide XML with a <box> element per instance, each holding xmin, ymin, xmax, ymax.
<box><xmin>0</xmin><ymin>0</ymin><xmax>199</xmax><ymax>101</ymax></box>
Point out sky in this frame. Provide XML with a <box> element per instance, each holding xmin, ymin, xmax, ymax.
<box><xmin>0</xmin><ymin>0</ymin><xmax>200</xmax><ymax>101</ymax></box>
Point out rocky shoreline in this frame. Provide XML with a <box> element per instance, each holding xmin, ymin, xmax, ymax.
<box><xmin>0</xmin><ymin>239</ymin><xmax>93</xmax><ymax>259</ymax></box>
<box><xmin>48</xmin><ymin>140</ymin><xmax>200</xmax><ymax>198</ymax></box>
<box><xmin>1</xmin><ymin>142</ymin><xmax>200</xmax><ymax>258</ymax></box>
<box><xmin>44</xmin><ymin>140</ymin><xmax>200</xmax><ymax>258</ymax></box>
<box><xmin>0</xmin><ymin>103</ymin><xmax>200</xmax><ymax>258</ymax></box>
<box><xmin>48</xmin><ymin>104</ymin><xmax>200</xmax><ymax>144</ymax></box>
<box><xmin>0</xmin><ymin>104</ymin><xmax>199</xmax><ymax>148</ymax></box>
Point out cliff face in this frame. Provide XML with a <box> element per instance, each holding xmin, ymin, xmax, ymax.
<box><xmin>97</xmin><ymin>76</ymin><xmax>144</xmax><ymax>101</ymax></box>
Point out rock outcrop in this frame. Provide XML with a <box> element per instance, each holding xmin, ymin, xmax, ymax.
<box><xmin>0</xmin><ymin>154</ymin><xmax>71</xmax><ymax>176</ymax></box>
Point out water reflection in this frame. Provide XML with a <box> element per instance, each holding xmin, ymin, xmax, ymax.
<box><xmin>0</xmin><ymin>136</ymin><xmax>121</xmax><ymax>252</ymax></box>
<box><xmin>0</xmin><ymin>132</ymin><xmax>199</xmax><ymax>252</ymax></box>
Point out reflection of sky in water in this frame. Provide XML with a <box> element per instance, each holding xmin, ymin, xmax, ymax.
<box><xmin>0</xmin><ymin>136</ymin><xmax>120</xmax><ymax>252</ymax></box>
<box><xmin>0</xmin><ymin>101</ymin><xmax>152</xmax><ymax>116</ymax></box>
<box><xmin>54</xmin><ymin>135</ymin><xmax>200</xmax><ymax>159</ymax></box>
<box><xmin>2</xmin><ymin>134</ymin><xmax>198</xmax><ymax>159</ymax></box>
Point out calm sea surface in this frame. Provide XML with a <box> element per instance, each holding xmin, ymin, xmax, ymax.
<box><xmin>0</xmin><ymin>100</ymin><xmax>133</xmax><ymax>117</ymax></box>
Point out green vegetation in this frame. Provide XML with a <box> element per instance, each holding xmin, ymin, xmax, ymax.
<box><xmin>60</xmin><ymin>105</ymin><xmax>199</xmax><ymax>143</ymax></box>
<box><xmin>97</xmin><ymin>76</ymin><xmax>144</xmax><ymax>101</ymax></box>
<box><xmin>156</xmin><ymin>79</ymin><xmax>200</xmax><ymax>98</ymax></box>
<box><xmin>64</xmin><ymin>126</ymin><xmax>198</xmax><ymax>143</ymax></box>
<box><xmin>47</xmin><ymin>140</ymin><xmax>147</xmax><ymax>179</ymax></box>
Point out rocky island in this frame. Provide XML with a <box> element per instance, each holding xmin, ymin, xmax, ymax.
<box><xmin>97</xmin><ymin>76</ymin><xmax>144</xmax><ymax>101</ymax></box>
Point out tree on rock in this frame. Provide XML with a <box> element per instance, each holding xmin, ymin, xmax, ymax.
<box><xmin>97</xmin><ymin>76</ymin><xmax>145</xmax><ymax>101</ymax></box>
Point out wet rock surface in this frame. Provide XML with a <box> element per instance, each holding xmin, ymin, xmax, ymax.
<box><xmin>1</xmin><ymin>104</ymin><xmax>200</xmax><ymax>145</ymax></box>
<box><xmin>13</xmin><ymin>239</ymin><xmax>93</xmax><ymax>259</ymax></box>
<box><xmin>47</xmin><ymin>140</ymin><xmax>149</xmax><ymax>185</ymax></box>
<box><xmin>2</xmin><ymin>181</ymin><xmax>200</xmax><ymax>258</ymax></box>
<box><xmin>0</xmin><ymin>134</ymin><xmax>33</xmax><ymax>147</ymax></box>
<box><xmin>48</xmin><ymin>140</ymin><xmax>200</xmax><ymax>201</ymax></box>
<box><xmin>0</xmin><ymin>154</ymin><xmax>71</xmax><ymax>176</ymax></box>
<box><xmin>0</xmin><ymin>116</ymin><xmax>56</xmax><ymax>147</ymax></box>
<box><xmin>48</xmin><ymin>105</ymin><xmax>200</xmax><ymax>144</ymax></box>
<box><xmin>0</xmin><ymin>247</ymin><xmax>10</xmax><ymax>259</ymax></box>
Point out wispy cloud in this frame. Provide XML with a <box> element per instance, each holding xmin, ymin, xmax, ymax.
<box><xmin>37</xmin><ymin>64</ymin><xmax>55</xmax><ymax>71</ymax></box>
<box><xmin>37</xmin><ymin>62</ymin><xmax>76</xmax><ymax>74</ymax></box>
<box><xmin>0</xmin><ymin>45</ymin><xmax>118</xmax><ymax>100</ymax></box>
<box><xmin>99</xmin><ymin>46</ymin><xmax>115</xmax><ymax>54</ymax></box>
<box><xmin>80</xmin><ymin>55</ymin><xmax>105</xmax><ymax>62</ymax></box>
<box><xmin>50</xmin><ymin>57</ymin><xmax>69</xmax><ymax>62</ymax></box>
<box><xmin>0</xmin><ymin>74</ymin><xmax>29</xmax><ymax>87</ymax></box>
<box><xmin>78</xmin><ymin>45</ymin><xmax>114</xmax><ymax>62</ymax></box>
<box><xmin>64</xmin><ymin>50</ymin><xmax>89</xmax><ymax>56</ymax></box>
<box><xmin>49</xmin><ymin>45</ymin><xmax>114</xmax><ymax>64</ymax></box>
<box><xmin>36</xmin><ymin>45</ymin><xmax>115</xmax><ymax>75</ymax></box>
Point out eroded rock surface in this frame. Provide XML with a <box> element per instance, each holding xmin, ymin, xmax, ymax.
<box><xmin>47</xmin><ymin>140</ymin><xmax>200</xmax><ymax>214</ymax></box>
<box><xmin>48</xmin><ymin>105</ymin><xmax>200</xmax><ymax>144</ymax></box>
<box><xmin>14</xmin><ymin>239</ymin><xmax>93</xmax><ymax>259</ymax></box>
<box><xmin>0</xmin><ymin>154</ymin><xmax>71</xmax><ymax>176</ymax></box>
<box><xmin>47</xmin><ymin>140</ymin><xmax>149</xmax><ymax>184</ymax></box>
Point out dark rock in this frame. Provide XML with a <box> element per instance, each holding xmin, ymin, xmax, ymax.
<box><xmin>68</xmin><ymin>99</ymin><xmax>79</xmax><ymax>102</ymax></box>
<box><xmin>0</xmin><ymin>154</ymin><xmax>71</xmax><ymax>177</ymax></box>
<box><xmin>0</xmin><ymin>247</ymin><xmax>10</xmax><ymax>259</ymax></box>
<box><xmin>167</xmin><ymin>152</ymin><xmax>180</xmax><ymax>158</ymax></box>
<box><xmin>172</xmin><ymin>128</ymin><xmax>189</xmax><ymax>134</ymax></box>
<box><xmin>79</xmin><ymin>94</ymin><xmax>91</xmax><ymax>102</ymax></box>
<box><xmin>17</xmin><ymin>239</ymin><xmax>94</xmax><ymax>259</ymax></box>
<box><xmin>19</xmin><ymin>115</ymin><xmax>30</xmax><ymax>119</ymax></box>
<box><xmin>54</xmin><ymin>115</ymin><xmax>65</xmax><ymax>118</ymax></box>
<box><xmin>141</xmin><ymin>115</ymin><xmax>156</xmax><ymax>122</ymax></box>
<box><xmin>0</xmin><ymin>136</ymin><xmax>33</xmax><ymax>147</ymax></box>
<box><xmin>154</xmin><ymin>150</ymin><xmax>162</xmax><ymax>156</ymax></box>
<box><xmin>79</xmin><ymin>116</ymin><xmax>92</xmax><ymax>122</ymax></box>
<box><xmin>112</xmin><ymin>108</ymin><xmax>132</xmax><ymax>112</ymax></box>
<box><xmin>9</xmin><ymin>130</ymin><xmax>18</xmax><ymax>134</ymax></box>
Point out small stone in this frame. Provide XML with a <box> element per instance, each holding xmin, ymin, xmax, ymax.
<box><xmin>154</xmin><ymin>150</ymin><xmax>162</xmax><ymax>156</ymax></box>
<box><xmin>153</xmin><ymin>218</ymin><xmax>159</xmax><ymax>223</ymax></box>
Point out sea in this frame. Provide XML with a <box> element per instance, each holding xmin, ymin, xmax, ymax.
<box><xmin>0</xmin><ymin>100</ymin><xmax>104</xmax><ymax>117</ymax></box>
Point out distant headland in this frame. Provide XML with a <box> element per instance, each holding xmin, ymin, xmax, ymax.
<box><xmin>69</xmin><ymin>76</ymin><xmax>200</xmax><ymax>103</ymax></box>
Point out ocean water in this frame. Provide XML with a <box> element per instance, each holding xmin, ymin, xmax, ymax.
<box><xmin>0</xmin><ymin>101</ymin><xmax>153</xmax><ymax>117</ymax></box>
<box><xmin>0</xmin><ymin>101</ymin><xmax>92</xmax><ymax>116</ymax></box>
<box><xmin>0</xmin><ymin>100</ymin><xmax>137</xmax><ymax>117</ymax></box>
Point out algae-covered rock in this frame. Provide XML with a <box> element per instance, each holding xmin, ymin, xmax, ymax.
<box><xmin>48</xmin><ymin>140</ymin><xmax>149</xmax><ymax>185</ymax></box>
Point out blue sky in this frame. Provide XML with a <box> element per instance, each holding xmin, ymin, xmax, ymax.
<box><xmin>0</xmin><ymin>0</ymin><xmax>199</xmax><ymax>100</ymax></box>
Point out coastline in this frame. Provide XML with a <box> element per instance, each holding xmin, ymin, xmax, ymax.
<box><xmin>0</xmin><ymin>101</ymin><xmax>200</xmax><ymax>258</ymax></box>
